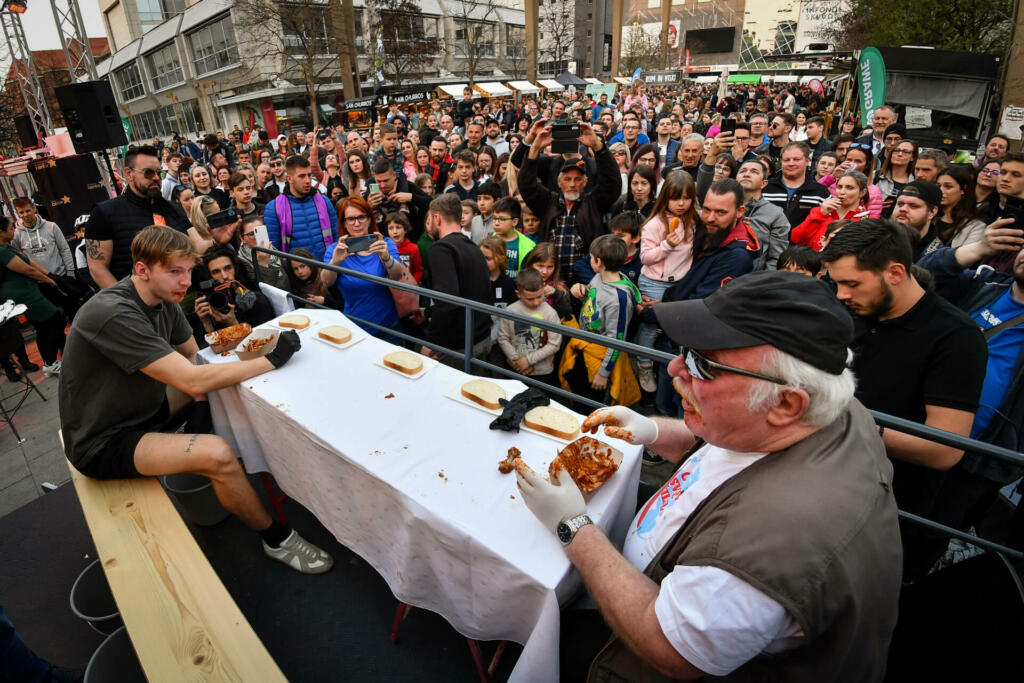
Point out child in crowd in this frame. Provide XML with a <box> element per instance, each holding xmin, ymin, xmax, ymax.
<box><xmin>287</xmin><ymin>247</ymin><xmax>343</xmax><ymax>310</ymax></box>
<box><xmin>560</xmin><ymin>235</ymin><xmax>641</xmax><ymax>406</ymax></box>
<box><xmin>414</xmin><ymin>173</ymin><xmax>435</xmax><ymax>198</ymax></box>
<box><xmin>776</xmin><ymin>245</ymin><xmax>824</xmax><ymax>277</ymax></box>
<box><xmin>520</xmin><ymin>205</ymin><xmax>541</xmax><ymax>240</ymax></box>
<box><xmin>385</xmin><ymin>212</ymin><xmax>423</xmax><ymax>283</ymax></box>
<box><xmin>572</xmin><ymin>211</ymin><xmax>643</xmax><ymax>288</ymax></box>
<box><xmin>479</xmin><ymin>236</ymin><xmax>518</xmax><ymax>308</ymax></box>
<box><xmin>491</xmin><ymin>198</ymin><xmax>534</xmax><ymax>279</ymax></box>
<box><xmin>635</xmin><ymin>172</ymin><xmax>699</xmax><ymax>392</ymax></box>
<box><xmin>460</xmin><ymin>199</ymin><xmax>487</xmax><ymax>244</ymax></box>
<box><xmin>375</xmin><ymin>123</ymin><xmax>403</xmax><ymax>177</ymax></box>
<box><xmin>497</xmin><ymin>268</ymin><xmax>562</xmax><ymax>387</ymax></box>
<box><xmin>476</xmin><ymin>181</ymin><xmax>500</xmax><ymax>237</ymax></box>
<box><xmin>445</xmin><ymin>150</ymin><xmax>481</xmax><ymax>201</ymax></box>
<box><xmin>522</xmin><ymin>242</ymin><xmax>573</xmax><ymax>321</ymax></box>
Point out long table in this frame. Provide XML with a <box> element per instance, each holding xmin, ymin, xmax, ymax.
<box><xmin>200</xmin><ymin>308</ymin><xmax>642</xmax><ymax>681</ymax></box>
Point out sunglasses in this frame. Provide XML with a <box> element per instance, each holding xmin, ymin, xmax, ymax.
<box><xmin>980</xmin><ymin>168</ymin><xmax>1002</xmax><ymax>176</ymax></box>
<box><xmin>131</xmin><ymin>167</ymin><xmax>160</xmax><ymax>179</ymax></box>
<box><xmin>850</xmin><ymin>143</ymin><xmax>873</xmax><ymax>150</ymax></box>
<box><xmin>681</xmin><ymin>347</ymin><xmax>787</xmax><ymax>385</ymax></box>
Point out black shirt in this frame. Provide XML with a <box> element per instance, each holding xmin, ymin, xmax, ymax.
<box><xmin>851</xmin><ymin>290</ymin><xmax>987</xmax><ymax>514</ymax></box>
<box><xmin>85</xmin><ymin>189</ymin><xmax>190</xmax><ymax>280</ymax></box>
<box><xmin>425</xmin><ymin>232</ymin><xmax>493</xmax><ymax>348</ymax></box>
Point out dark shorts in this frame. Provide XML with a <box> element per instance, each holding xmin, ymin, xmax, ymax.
<box><xmin>75</xmin><ymin>400</ymin><xmax>173</xmax><ymax>481</ymax></box>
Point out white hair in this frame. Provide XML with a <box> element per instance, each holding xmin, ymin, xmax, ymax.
<box><xmin>682</xmin><ymin>133</ymin><xmax>705</xmax><ymax>145</ymax></box>
<box><xmin>746</xmin><ymin>347</ymin><xmax>856</xmax><ymax>427</ymax></box>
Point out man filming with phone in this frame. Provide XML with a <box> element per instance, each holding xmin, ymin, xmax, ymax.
<box><xmin>364</xmin><ymin>157</ymin><xmax>431</xmax><ymax>241</ymax></box>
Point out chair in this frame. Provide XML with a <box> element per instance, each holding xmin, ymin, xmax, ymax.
<box><xmin>0</xmin><ymin>317</ymin><xmax>45</xmax><ymax>443</ymax></box>
<box><xmin>885</xmin><ymin>551</ymin><xmax>1024</xmax><ymax>682</ymax></box>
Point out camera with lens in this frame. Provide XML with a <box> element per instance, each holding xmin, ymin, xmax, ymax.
<box><xmin>550</xmin><ymin>120</ymin><xmax>581</xmax><ymax>154</ymax></box>
<box><xmin>199</xmin><ymin>279</ymin><xmax>257</xmax><ymax>315</ymax></box>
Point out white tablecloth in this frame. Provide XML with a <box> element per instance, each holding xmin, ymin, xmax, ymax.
<box><xmin>200</xmin><ymin>308</ymin><xmax>642</xmax><ymax>681</ymax></box>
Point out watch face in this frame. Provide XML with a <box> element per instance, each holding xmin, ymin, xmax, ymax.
<box><xmin>557</xmin><ymin>521</ymin><xmax>573</xmax><ymax>544</ymax></box>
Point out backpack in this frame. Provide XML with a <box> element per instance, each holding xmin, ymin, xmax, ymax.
<box><xmin>274</xmin><ymin>193</ymin><xmax>333</xmax><ymax>252</ymax></box>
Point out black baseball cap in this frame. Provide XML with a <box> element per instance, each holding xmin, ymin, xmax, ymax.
<box><xmin>317</xmin><ymin>130</ymin><xmax>329</xmax><ymax>140</ymax></box>
<box><xmin>898</xmin><ymin>180</ymin><xmax>942</xmax><ymax>207</ymax></box>
<box><xmin>654</xmin><ymin>271</ymin><xmax>853</xmax><ymax>375</ymax></box>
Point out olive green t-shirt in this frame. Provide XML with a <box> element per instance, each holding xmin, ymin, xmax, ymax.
<box><xmin>0</xmin><ymin>245</ymin><xmax>58</xmax><ymax>322</ymax></box>
<box><xmin>59</xmin><ymin>277</ymin><xmax>192</xmax><ymax>469</ymax></box>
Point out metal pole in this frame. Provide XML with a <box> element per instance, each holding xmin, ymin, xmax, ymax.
<box><xmin>463</xmin><ymin>305</ymin><xmax>473</xmax><ymax>374</ymax></box>
<box><xmin>1</xmin><ymin>12</ymin><xmax>54</xmax><ymax>144</ymax></box>
<box><xmin>49</xmin><ymin>0</ymin><xmax>98</xmax><ymax>80</ymax></box>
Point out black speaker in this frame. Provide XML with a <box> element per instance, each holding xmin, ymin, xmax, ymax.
<box><xmin>28</xmin><ymin>154</ymin><xmax>111</xmax><ymax>236</ymax></box>
<box><xmin>54</xmin><ymin>80</ymin><xmax>128</xmax><ymax>153</ymax></box>
<box><xmin>13</xmin><ymin>115</ymin><xmax>37</xmax><ymax>149</ymax></box>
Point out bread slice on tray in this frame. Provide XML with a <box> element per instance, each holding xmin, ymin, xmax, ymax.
<box><xmin>318</xmin><ymin>324</ymin><xmax>352</xmax><ymax>345</ymax></box>
<box><xmin>461</xmin><ymin>379</ymin><xmax>507</xmax><ymax>410</ymax></box>
<box><xmin>383</xmin><ymin>350</ymin><xmax>423</xmax><ymax>375</ymax></box>
<box><xmin>524</xmin><ymin>406</ymin><xmax>580</xmax><ymax>440</ymax></box>
<box><xmin>279</xmin><ymin>313</ymin><xmax>310</xmax><ymax>329</ymax></box>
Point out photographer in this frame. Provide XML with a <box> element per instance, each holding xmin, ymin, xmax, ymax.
<box><xmin>194</xmin><ymin>247</ymin><xmax>274</xmax><ymax>343</ymax></box>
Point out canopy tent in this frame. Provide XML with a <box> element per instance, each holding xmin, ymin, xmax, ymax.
<box><xmin>538</xmin><ymin>79</ymin><xmax>565</xmax><ymax>92</ymax></box>
<box><xmin>773</xmin><ymin>75</ymin><xmax>798</xmax><ymax>83</ymax></box>
<box><xmin>727</xmin><ymin>74</ymin><xmax>761</xmax><ymax>84</ymax></box>
<box><xmin>437</xmin><ymin>83</ymin><xmax>468</xmax><ymax>98</ymax></box>
<box><xmin>614</xmin><ymin>77</ymin><xmax>632</xmax><ymax>85</ymax></box>
<box><xmin>475</xmin><ymin>82</ymin><xmax>512</xmax><ymax>97</ymax></box>
<box><xmin>585</xmin><ymin>77</ymin><xmax>603</xmax><ymax>85</ymax></box>
<box><xmin>555</xmin><ymin>71</ymin><xmax>588</xmax><ymax>87</ymax></box>
<box><xmin>507</xmin><ymin>80</ymin><xmax>541</xmax><ymax>95</ymax></box>
<box><xmin>761</xmin><ymin>75</ymin><xmax>773</xmax><ymax>83</ymax></box>
<box><xmin>585</xmin><ymin>83</ymin><xmax>617</xmax><ymax>99</ymax></box>
<box><xmin>694</xmin><ymin>76</ymin><xmax>718</xmax><ymax>84</ymax></box>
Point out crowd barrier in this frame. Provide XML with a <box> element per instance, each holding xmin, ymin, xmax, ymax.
<box><xmin>250</xmin><ymin>245</ymin><xmax>1024</xmax><ymax>561</ymax></box>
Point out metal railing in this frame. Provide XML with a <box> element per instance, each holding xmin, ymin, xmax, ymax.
<box><xmin>250</xmin><ymin>244</ymin><xmax>1024</xmax><ymax>561</ymax></box>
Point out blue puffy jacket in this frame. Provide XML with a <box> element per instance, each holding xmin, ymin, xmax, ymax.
<box><xmin>264</xmin><ymin>193</ymin><xmax>338</xmax><ymax>262</ymax></box>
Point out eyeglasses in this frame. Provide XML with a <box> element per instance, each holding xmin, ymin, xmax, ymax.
<box><xmin>344</xmin><ymin>214</ymin><xmax>370</xmax><ymax>225</ymax></box>
<box><xmin>893</xmin><ymin>148</ymin><xmax>914</xmax><ymax>155</ymax></box>
<box><xmin>199</xmin><ymin>195</ymin><xmax>217</xmax><ymax>204</ymax></box>
<box><xmin>681</xmin><ymin>347</ymin><xmax>787</xmax><ymax>385</ymax></box>
<box><xmin>980</xmin><ymin>168</ymin><xmax>1002</xmax><ymax>176</ymax></box>
<box><xmin>769</xmin><ymin>123</ymin><xmax>781</xmax><ymax>129</ymax></box>
<box><xmin>492</xmin><ymin>216</ymin><xmax>515</xmax><ymax>224</ymax></box>
<box><xmin>131</xmin><ymin>167</ymin><xmax>160</xmax><ymax>179</ymax></box>
<box><xmin>271</xmin><ymin>161</ymin><xmax>284</xmax><ymax>167</ymax></box>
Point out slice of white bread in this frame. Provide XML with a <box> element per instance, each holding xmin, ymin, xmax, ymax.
<box><xmin>461</xmin><ymin>379</ymin><xmax>507</xmax><ymax>410</ymax></box>
<box><xmin>318</xmin><ymin>324</ymin><xmax>352</xmax><ymax>345</ymax></box>
<box><xmin>279</xmin><ymin>313</ymin><xmax>310</xmax><ymax>329</ymax></box>
<box><xmin>524</xmin><ymin>406</ymin><xmax>580</xmax><ymax>440</ymax></box>
<box><xmin>383</xmin><ymin>350</ymin><xmax>423</xmax><ymax>375</ymax></box>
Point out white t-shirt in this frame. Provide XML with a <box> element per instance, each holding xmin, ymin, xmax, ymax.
<box><xmin>623</xmin><ymin>443</ymin><xmax>804</xmax><ymax>675</ymax></box>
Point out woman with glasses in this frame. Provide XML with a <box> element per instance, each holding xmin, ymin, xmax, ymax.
<box><xmin>629</xmin><ymin>143</ymin><xmax>663</xmax><ymax>190</ymax></box>
<box><xmin>477</xmin><ymin>145</ymin><xmax>498</xmax><ymax>183</ymax></box>
<box><xmin>935</xmin><ymin>166</ymin><xmax>986</xmax><ymax>248</ymax></box>
<box><xmin>189</xmin><ymin>164</ymin><xmax>229</xmax><ymax>209</ymax></box>
<box><xmin>875</xmin><ymin>139</ymin><xmax>917</xmax><ymax>217</ymax></box>
<box><xmin>320</xmin><ymin>196</ymin><xmax>404</xmax><ymax>343</ymax></box>
<box><xmin>609</xmin><ymin>142</ymin><xmax>631</xmax><ymax>197</ymax></box>
<box><xmin>973</xmin><ymin>159</ymin><xmax>1002</xmax><ymax>223</ymax></box>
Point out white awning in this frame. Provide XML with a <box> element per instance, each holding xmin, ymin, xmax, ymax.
<box><xmin>761</xmin><ymin>75</ymin><xmax>772</xmax><ymax>83</ymax></box>
<box><xmin>774</xmin><ymin>75</ymin><xmax>798</xmax><ymax>83</ymax></box>
<box><xmin>694</xmin><ymin>76</ymin><xmax>718</xmax><ymax>84</ymax></box>
<box><xmin>614</xmin><ymin>77</ymin><xmax>632</xmax><ymax>85</ymax></box>
<box><xmin>538</xmin><ymin>79</ymin><xmax>565</xmax><ymax>92</ymax></box>
<box><xmin>799</xmin><ymin>75</ymin><xmax>821</xmax><ymax>85</ymax></box>
<box><xmin>180</xmin><ymin>0</ymin><xmax>232</xmax><ymax>33</ymax></box>
<box><xmin>475</xmin><ymin>82</ymin><xmax>512</xmax><ymax>97</ymax></box>
<box><xmin>140</xmin><ymin>14</ymin><xmax>182</xmax><ymax>53</ymax></box>
<box><xmin>507</xmin><ymin>80</ymin><xmax>540</xmax><ymax>94</ymax></box>
<box><xmin>108</xmin><ymin>38</ymin><xmax>142</xmax><ymax>71</ymax></box>
<box><xmin>437</xmin><ymin>83</ymin><xmax>468</xmax><ymax>98</ymax></box>
<box><xmin>585</xmin><ymin>77</ymin><xmax>603</xmax><ymax>85</ymax></box>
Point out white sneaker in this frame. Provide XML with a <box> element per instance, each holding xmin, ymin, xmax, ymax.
<box><xmin>263</xmin><ymin>530</ymin><xmax>334</xmax><ymax>574</ymax></box>
<box><xmin>42</xmin><ymin>363</ymin><xmax>61</xmax><ymax>377</ymax></box>
<box><xmin>637</xmin><ymin>364</ymin><xmax>657</xmax><ymax>393</ymax></box>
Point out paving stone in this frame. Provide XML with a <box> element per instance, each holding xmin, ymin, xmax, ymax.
<box><xmin>0</xmin><ymin>476</ymin><xmax>41</xmax><ymax>517</ymax></box>
<box><xmin>0</xmin><ymin>448</ymin><xmax>29</xmax><ymax>489</ymax></box>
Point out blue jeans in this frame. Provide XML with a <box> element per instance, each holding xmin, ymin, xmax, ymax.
<box><xmin>0</xmin><ymin>600</ymin><xmax>53</xmax><ymax>682</ymax></box>
<box><xmin>636</xmin><ymin>274</ymin><xmax>672</xmax><ymax>365</ymax></box>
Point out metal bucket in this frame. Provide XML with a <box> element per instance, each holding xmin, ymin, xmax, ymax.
<box><xmin>69</xmin><ymin>559</ymin><xmax>122</xmax><ymax>635</ymax></box>
<box><xmin>160</xmin><ymin>473</ymin><xmax>231</xmax><ymax>526</ymax></box>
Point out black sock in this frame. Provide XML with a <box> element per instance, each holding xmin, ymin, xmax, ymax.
<box><xmin>259</xmin><ymin>520</ymin><xmax>290</xmax><ymax>547</ymax></box>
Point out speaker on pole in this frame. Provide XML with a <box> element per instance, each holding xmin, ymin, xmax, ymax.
<box><xmin>54</xmin><ymin>80</ymin><xmax>128</xmax><ymax>154</ymax></box>
<box><xmin>13</xmin><ymin>115</ymin><xmax>37</xmax><ymax>149</ymax></box>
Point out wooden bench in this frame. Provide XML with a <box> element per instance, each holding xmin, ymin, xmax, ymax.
<box><xmin>64</xmin><ymin>435</ymin><xmax>286</xmax><ymax>682</ymax></box>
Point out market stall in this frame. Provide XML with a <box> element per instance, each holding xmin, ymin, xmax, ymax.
<box><xmin>341</xmin><ymin>95</ymin><xmax>378</xmax><ymax>130</ymax></box>
<box><xmin>437</xmin><ymin>83</ymin><xmax>470</xmax><ymax>99</ymax></box>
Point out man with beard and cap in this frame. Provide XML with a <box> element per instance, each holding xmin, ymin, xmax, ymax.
<box><xmin>652</xmin><ymin>178</ymin><xmax>760</xmax><ymax>416</ymax></box>
<box><xmin>263</xmin><ymin>155</ymin><xmax>338</xmax><ymax>261</ymax></box>
<box><xmin>917</xmin><ymin>217</ymin><xmax>1024</xmax><ymax>565</ymax></box>
<box><xmin>516</xmin><ymin>270</ymin><xmax>902</xmax><ymax>681</ymax></box>
<box><xmin>85</xmin><ymin>145</ymin><xmax>190</xmax><ymax>288</ymax></box>
<box><xmin>891</xmin><ymin>180</ymin><xmax>945</xmax><ymax>260</ymax></box>
<box><xmin>821</xmin><ymin>218</ymin><xmax>987</xmax><ymax>581</ymax></box>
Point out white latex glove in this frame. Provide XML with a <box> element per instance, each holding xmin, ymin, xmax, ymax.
<box><xmin>516</xmin><ymin>466</ymin><xmax>586</xmax><ymax>535</ymax></box>
<box><xmin>581</xmin><ymin>406</ymin><xmax>659</xmax><ymax>445</ymax></box>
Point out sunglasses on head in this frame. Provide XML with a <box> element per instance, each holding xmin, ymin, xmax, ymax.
<box><xmin>850</xmin><ymin>143</ymin><xmax>872</xmax><ymax>150</ymax></box>
<box><xmin>680</xmin><ymin>347</ymin><xmax>787</xmax><ymax>385</ymax></box>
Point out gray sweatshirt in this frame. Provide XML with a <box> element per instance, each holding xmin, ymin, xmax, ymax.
<box><xmin>497</xmin><ymin>300</ymin><xmax>562</xmax><ymax>376</ymax></box>
<box><xmin>579</xmin><ymin>274</ymin><xmax>641</xmax><ymax>377</ymax></box>
<box><xmin>14</xmin><ymin>218</ymin><xmax>74</xmax><ymax>275</ymax></box>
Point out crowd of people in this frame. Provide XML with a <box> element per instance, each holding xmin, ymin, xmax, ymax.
<box><xmin>2</xmin><ymin>76</ymin><xmax>1021</xmax><ymax>680</ymax></box>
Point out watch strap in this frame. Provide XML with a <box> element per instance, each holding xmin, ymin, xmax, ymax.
<box><xmin>559</xmin><ymin>513</ymin><xmax>593</xmax><ymax>545</ymax></box>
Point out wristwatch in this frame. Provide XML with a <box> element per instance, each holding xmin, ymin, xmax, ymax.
<box><xmin>557</xmin><ymin>514</ymin><xmax>593</xmax><ymax>546</ymax></box>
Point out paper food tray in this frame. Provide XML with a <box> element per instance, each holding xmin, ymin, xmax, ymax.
<box><xmin>374</xmin><ymin>353</ymin><xmax>438</xmax><ymax>380</ymax></box>
<box><xmin>314</xmin><ymin>325</ymin><xmax>369</xmax><ymax>350</ymax></box>
<box><xmin>443</xmin><ymin>383</ymin><xmax>582</xmax><ymax>444</ymax></box>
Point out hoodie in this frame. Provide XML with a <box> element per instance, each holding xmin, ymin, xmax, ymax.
<box><xmin>13</xmin><ymin>218</ymin><xmax>74</xmax><ymax>275</ymax></box>
<box><xmin>662</xmin><ymin>221</ymin><xmax>760</xmax><ymax>304</ymax></box>
<box><xmin>579</xmin><ymin>274</ymin><xmax>642</xmax><ymax>377</ymax></box>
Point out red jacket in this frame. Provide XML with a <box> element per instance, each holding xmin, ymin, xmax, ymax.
<box><xmin>394</xmin><ymin>237</ymin><xmax>424</xmax><ymax>283</ymax></box>
<box><xmin>790</xmin><ymin>206</ymin><xmax>866</xmax><ymax>250</ymax></box>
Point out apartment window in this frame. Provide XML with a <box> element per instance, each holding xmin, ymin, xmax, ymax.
<box><xmin>354</xmin><ymin>11</ymin><xmax>364</xmax><ymax>49</ymax></box>
<box><xmin>188</xmin><ymin>15</ymin><xmax>239</xmax><ymax>76</ymax></box>
<box><xmin>283</xmin><ymin>9</ymin><xmax>333</xmax><ymax>55</ymax></box>
<box><xmin>647</xmin><ymin>0</ymin><xmax>659</xmax><ymax>7</ymax></box>
<box><xmin>114</xmin><ymin>63</ymin><xmax>145</xmax><ymax>101</ymax></box>
<box><xmin>506</xmin><ymin>25</ymin><xmax>525</xmax><ymax>58</ymax></box>
<box><xmin>147</xmin><ymin>42</ymin><xmax>183</xmax><ymax>91</ymax></box>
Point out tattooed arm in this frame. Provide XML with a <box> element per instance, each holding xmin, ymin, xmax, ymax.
<box><xmin>85</xmin><ymin>239</ymin><xmax>117</xmax><ymax>288</ymax></box>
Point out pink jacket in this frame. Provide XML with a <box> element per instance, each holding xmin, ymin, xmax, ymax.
<box><xmin>819</xmin><ymin>174</ymin><xmax>884</xmax><ymax>218</ymax></box>
<box><xmin>640</xmin><ymin>213</ymin><xmax>694</xmax><ymax>282</ymax></box>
